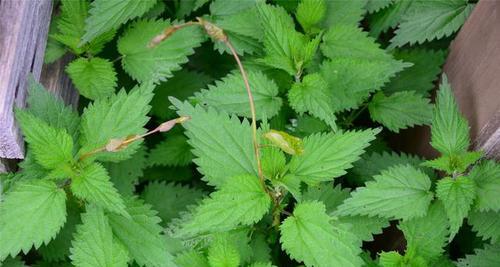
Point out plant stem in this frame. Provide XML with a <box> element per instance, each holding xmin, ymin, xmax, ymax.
<box><xmin>224</xmin><ymin>39</ymin><xmax>264</xmax><ymax>184</ymax></box>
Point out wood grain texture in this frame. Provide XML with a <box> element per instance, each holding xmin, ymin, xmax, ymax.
<box><xmin>40</xmin><ymin>54</ymin><xmax>80</xmax><ymax>107</ymax></box>
<box><xmin>0</xmin><ymin>0</ymin><xmax>53</xmax><ymax>159</ymax></box>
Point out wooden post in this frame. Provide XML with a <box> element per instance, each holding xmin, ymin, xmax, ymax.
<box><xmin>0</xmin><ymin>0</ymin><xmax>53</xmax><ymax>159</ymax></box>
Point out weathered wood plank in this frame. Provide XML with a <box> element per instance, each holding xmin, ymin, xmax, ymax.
<box><xmin>0</xmin><ymin>0</ymin><xmax>53</xmax><ymax>159</ymax></box>
<box><xmin>443</xmin><ymin>0</ymin><xmax>500</xmax><ymax>159</ymax></box>
<box><xmin>40</xmin><ymin>54</ymin><xmax>80</xmax><ymax>107</ymax></box>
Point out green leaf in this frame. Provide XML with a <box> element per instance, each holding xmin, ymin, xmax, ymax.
<box><xmin>141</xmin><ymin>182</ymin><xmax>204</xmax><ymax>224</ymax></box>
<box><xmin>321</xmin><ymin>25</ymin><xmax>391</xmax><ymax>61</ymax></box>
<box><xmin>25</xmin><ymin>77</ymin><xmax>80</xmax><ymax>140</ymax></box>
<box><xmin>320</xmin><ymin>58</ymin><xmax>411</xmax><ymax>112</ymax></box>
<box><xmin>107</xmin><ymin>198</ymin><xmax>175</xmax><ymax>267</ymax></box>
<box><xmin>469</xmin><ymin>160</ymin><xmax>500</xmax><ymax>212</ymax></box>
<box><xmin>288</xmin><ymin>73</ymin><xmax>337</xmax><ymax>129</ymax></box>
<box><xmin>82</xmin><ymin>0</ymin><xmax>157</xmax><ymax>44</ymax></box>
<box><xmin>390</xmin><ymin>0</ymin><xmax>473</xmax><ymax>47</ymax></box>
<box><xmin>421</xmin><ymin>151</ymin><xmax>482</xmax><ymax>174</ymax></box>
<box><xmin>175</xmin><ymin>250</ymin><xmax>210</xmax><ymax>267</ymax></box>
<box><xmin>39</xmin><ymin>202</ymin><xmax>81</xmax><ymax>261</ymax></box>
<box><xmin>0</xmin><ymin>257</ymin><xmax>28</xmax><ymax>267</ymax></box>
<box><xmin>79</xmin><ymin>83</ymin><xmax>154</xmax><ymax>161</ymax></box>
<box><xmin>16</xmin><ymin>110</ymin><xmax>74</xmax><ymax>170</ymax></box>
<box><xmin>303</xmin><ymin>183</ymin><xmax>351</xmax><ymax>214</ymax></box>
<box><xmin>0</xmin><ymin>180</ymin><xmax>66</xmax><ymax>261</ymax></box>
<box><xmin>399</xmin><ymin>201</ymin><xmax>449</xmax><ymax>260</ymax></box>
<box><xmin>210</xmin><ymin>0</ymin><xmax>263</xmax><ymax>56</ymax></box>
<box><xmin>365</xmin><ymin>0</ymin><xmax>393</xmax><ymax>13</ymax></box>
<box><xmin>378</xmin><ymin>251</ymin><xmax>404</xmax><ymax>267</ymax></box>
<box><xmin>70</xmin><ymin>163</ymin><xmax>127</xmax><ymax>217</ymax></box>
<box><xmin>431</xmin><ymin>76</ymin><xmax>470</xmax><ymax>155</ymax></box>
<box><xmin>350</xmin><ymin>151</ymin><xmax>427</xmax><ymax>185</ymax></box>
<box><xmin>384</xmin><ymin>49</ymin><xmax>446</xmax><ymax>95</ymax></box>
<box><xmin>288</xmin><ymin>129</ymin><xmax>377</xmax><ymax>185</ymax></box>
<box><xmin>338</xmin><ymin>215</ymin><xmax>390</xmax><ymax>242</ymax></box>
<box><xmin>207</xmin><ymin>234</ymin><xmax>241</xmax><ymax>267</ymax></box>
<box><xmin>118</xmin><ymin>19</ymin><xmax>204</xmax><ymax>83</ymax></box>
<box><xmin>368</xmin><ymin>91</ymin><xmax>432</xmax><ymax>132</ymax></box>
<box><xmin>256</xmin><ymin>2</ymin><xmax>316</xmax><ymax>75</ymax></box>
<box><xmin>261</xmin><ymin>147</ymin><xmax>286</xmax><ymax>179</ymax></box>
<box><xmin>178</xmin><ymin>175</ymin><xmax>271</xmax><ymax>237</ymax></box>
<box><xmin>336</xmin><ymin>164</ymin><xmax>433</xmax><ymax>220</ymax></box>
<box><xmin>296</xmin><ymin>0</ymin><xmax>326</xmax><ymax>33</ymax></box>
<box><xmin>70</xmin><ymin>206</ymin><xmax>129</xmax><ymax>267</ymax></box>
<box><xmin>368</xmin><ymin>0</ymin><xmax>413</xmax><ymax>37</ymax></box>
<box><xmin>104</xmin><ymin>146</ymin><xmax>146</xmax><ymax>196</ymax></box>
<box><xmin>468</xmin><ymin>210</ymin><xmax>500</xmax><ymax>244</ymax></box>
<box><xmin>172</xmin><ymin>99</ymin><xmax>257</xmax><ymax>187</ymax></box>
<box><xmin>52</xmin><ymin>0</ymin><xmax>87</xmax><ymax>53</ymax></box>
<box><xmin>147</xmin><ymin>135</ymin><xmax>193</xmax><ymax>167</ymax></box>
<box><xmin>177</xmin><ymin>0</ymin><xmax>211</xmax><ymax>18</ymax></box>
<box><xmin>280</xmin><ymin>201</ymin><xmax>363</xmax><ymax>267</ymax></box>
<box><xmin>322</xmin><ymin>0</ymin><xmax>367</xmax><ymax>27</ymax></box>
<box><xmin>66</xmin><ymin>57</ymin><xmax>117</xmax><ymax>100</ymax></box>
<box><xmin>45</xmin><ymin>17</ymin><xmax>67</xmax><ymax>64</ymax></box>
<box><xmin>194</xmin><ymin>70</ymin><xmax>282</xmax><ymax>119</ymax></box>
<box><xmin>457</xmin><ymin>244</ymin><xmax>500</xmax><ymax>267</ymax></box>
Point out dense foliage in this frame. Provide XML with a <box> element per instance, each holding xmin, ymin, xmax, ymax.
<box><xmin>1</xmin><ymin>0</ymin><xmax>499</xmax><ymax>267</ymax></box>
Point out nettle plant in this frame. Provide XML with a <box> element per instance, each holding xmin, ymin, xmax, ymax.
<box><xmin>1</xmin><ymin>0</ymin><xmax>499</xmax><ymax>266</ymax></box>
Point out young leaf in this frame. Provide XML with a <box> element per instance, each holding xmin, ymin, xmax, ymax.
<box><xmin>66</xmin><ymin>57</ymin><xmax>117</xmax><ymax>100</ymax></box>
<box><xmin>194</xmin><ymin>70</ymin><xmax>282</xmax><ymax>119</ymax></box>
<box><xmin>421</xmin><ymin>151</ymin><xmax>481</xmax><ymax>174</ymax></box>
<box><xmin>172</xmin><ymin>99</ymin><xmax>257</xmax><ymax>188</ymax></box>
<box><xmin>390</xmin><ymin>0</ymin><xmax>474</xmax><ymax>47</ymax></box>
<box><xmin>141</xmin><ymin>182</ymin><xmax>204</xmax><ymax>224</ymax></box>
<box><xmin>70</xmin><ymin>206</ymin><xmax>129</xmax><ymax>267</ymax></box>
<box><xmin>25</xmin><ymin>77</ymin><xmax>80</xmax><ymax>140</ymax></box>
<box><xmin>384</xmin><ymin>49</ymin><xmax>446</xmax><ymax>95</ymax></box>
<box><xmin>320</xmin><ymin>58</ymin><xmax>411</xmax><ymax>112</ymax></box>
<box><xmin>296</xmin><ymin>0</ymin><xmax>326</xmax><ymax>33</ymax></box>
<box><xmin>457</xmin><ymin>244</ymin><xmax>500</xmax><ymax>267</ymax></box>
<box><xmin>118</xmin><ymin>19</ymin><xmax>204</xmax><ymax>83</ymax></box>
<box><xmin>288</xmin><ymin>129</ymin><xmax>377</xmax><ymax>185</ymax></box>
<box><xmin>398</xmin><ymin>201</ymin><xmax>449</xmax><ymax>260</ymax></box>
<box><xmin>82</xmin><ymin>0</ymin><xmax>157</xmax><ymax>43</ymax></box>
<box><xmin>107</xmin><ymin>198</ymin><xmax>175</xmax><ymax>267</ymax></box>
<box><xmin>178</xmin><ymin>175</ymin><xmax>271</xmax><ymax>237</ymax></box>
<box><xmin>16</xmin><ymin>110</ymin><xmax>74</xmax><ymax>170</ymax></box>
<box><xmin>468</xmin><ymin>160</ymin><xmax>500</xmax><ymax>212</ymax></box>
<box><xmin>468</xmin><ymin>210</ymin><xmax>500</xmax><ymax>244</ymax></box>
<box><xmin>70</xmin><ymin>163</ymin><xmax>127</xmax><ymax>217</ymax></box>
<box><xmin>53</xmin><ymin>0</ymin><xmax>115</xmax><ymax>54</ymax></box>
<box><xmin>431</xmin><ymin>76</ymin><xmax>470</xmax><ymax>155</ymax></box>
<box><xmin>79</xmin><ymin>83</ymin><xmax>154</xmax><ymax>161</ymax></box>
<box><xmin>336</xmin><ymin>164</ymin><xmax>433</xmax><ymax>220</ymax></box>
<box><xmin>368</xmin><ymin>91</ymin><xmax>433</xmax><ymax>132</ymax></box>
<box><xmin>288</xmin><ymin>73</ymin><xmax>337</xmax><ymax>129</ymax></box>
<box><xmin>0</xmin><ymin>180</ymin><xmax>66</xmax><ymax>261</ymax></box>
<box><xmin>280</xmin><ymin>201</ymin><xmax>363</xmax><ymax>267</ymax></box>
<box><xmin>207</xmin><ymin>234</ymin><xmax>241</xmax><ymax>267</ymax></box>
